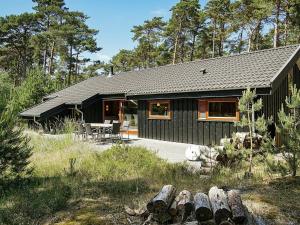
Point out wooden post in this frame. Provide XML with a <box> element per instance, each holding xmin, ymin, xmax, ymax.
<box><xmin>208</xmin><ymin>186</ymin><xmax>232</xmax><ymax>225</ymax></box>
<box><xmin>194</xmin><ymin>192</ymin><xmax>213</xmax><ymax>222</ymax></box>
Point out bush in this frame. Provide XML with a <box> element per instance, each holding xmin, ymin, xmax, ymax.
<box><xmin>0</xmin><ymin>109</ymin><xmax>32</xmax><ymax>179</ymax></box>
<box><xmin>8</xmin><ymin>68</ymin><xmax>55</xmax><ymax>115</ymax></box>
<box><xmin>276</xmin><ymin>85</ymin><xmax>300</xmax><ymax>176</ymax></box>
<box><xmin>0</xmin><ymin>72</ymin><xmax>13</xmax><ymax>115</ymax></box>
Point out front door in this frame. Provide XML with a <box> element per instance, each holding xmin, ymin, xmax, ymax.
<box><xmin>103</xmin><ymin>100</ymin><xmax>122</xmax><ymax>122</ymax></box>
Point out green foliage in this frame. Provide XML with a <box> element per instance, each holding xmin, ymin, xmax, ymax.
<box><xmin>0</xmin><ymin>109</ymin><xmax>32</xmax><ymax>180</ymax></box>
<box><xmin>237</xmin><ymin>88</ymin><xmax>272</xmax><ymax>175</ymax></box>
<box><xmin>276</xmin><ymin>85</ymin><xmax>300</xmax><ymax>176</ymax></box>
<box><xmin>0</xmin><ymin>72</ymin><xmax>13</xmax><ymax>115</ymax></box>
<box><xmin>7</xmin><ymin>68</ymin><xmax>54</xmax><ymax>115</ymax></box>
<box><xmin>1</xmin><ymin>131</ymin><xmax>298</xmax><ymax>224</ymax></box>
<box><xmin>0</xmin><ymin>0</ymin><xmax>100</xmax><ymax>86</ymax></box>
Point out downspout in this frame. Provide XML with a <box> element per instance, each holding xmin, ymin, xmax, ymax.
<box><xmin>74</xmin><ymin>104</ymin><xmax>84</xmax><ymax>122</ymax></box>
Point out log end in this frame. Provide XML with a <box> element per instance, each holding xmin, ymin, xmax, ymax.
<box><xmin>195</xmin><ymin>207</ymin><xmax>213</xmax><ymax>222</ymax></box>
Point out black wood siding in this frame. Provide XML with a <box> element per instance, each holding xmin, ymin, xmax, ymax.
<box><xmin>82</xmin><ymin>98</ymin><xmax>103</xmax><ymax>123</ymax></box>
<box><xmin>138</xmin><ymin>64</ymin><xmax>300</xmax><ymax>145</ymax></box>
<box><xmin>138</xmin><ymin>99</ymin><xmax>246</xmax><ymax>145</ymax></box>
<box><xmin>262</xmin><ymin>64</ymin><xmax>300</xmax><ymax>123</ymax></box>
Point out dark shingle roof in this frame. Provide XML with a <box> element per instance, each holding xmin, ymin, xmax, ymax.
<box><xmin>21</xmin><ymin>44</ymin><xmax>300</xmax><ymax>117</ymax></box>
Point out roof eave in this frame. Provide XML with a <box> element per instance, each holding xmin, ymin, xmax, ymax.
<box><xmin>270</xmin><ymin>45</ymin><xmax>300</xmax><ymax>89</ymax></box>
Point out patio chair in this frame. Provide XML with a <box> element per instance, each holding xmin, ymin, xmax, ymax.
<box><xmin>109</xmin><ymin>122</ymin><xmax>121</xmax><ymax>142</ymax></box>
<box><xmin>120</xmin><ymin>120</ymin><xmax>130</xmax><ymax>140</ymax></box>
<box><xmin>104</xmin><ymin>120</ymin><xmax>111</xmax><ymax>124</ymax></box>
<box><xmin>85</xmin><ymin>123</ymin><xmax>97</xmax><ymax>141</ymax></box>
<box><xmin>74</xmin><ymin>123</ymin><xmax>85</xmax><ymax>140</ymax></box>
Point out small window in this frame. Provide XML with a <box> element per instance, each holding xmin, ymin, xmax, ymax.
<box><xmin>148</xmin><ymin>100</ymin><xmax>171</xmax><ymax>119</ymax></box>
<box><xmin>198</xmin><ymin>98</ymin><xmax>239</xmax><ymax>122</ymax></box>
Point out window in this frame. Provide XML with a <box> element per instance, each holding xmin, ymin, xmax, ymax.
<box><xmin>148</xmin><ymin>100</ymin><xmax>171</xmax><ymax>119</ymax></box>
<box><xmin>198</xmin><ymin>98</ymin><xmax>239</xmax><ymax>122</ymax></box>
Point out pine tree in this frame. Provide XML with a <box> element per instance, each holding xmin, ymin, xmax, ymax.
<box><xmin>165</xmin><ymin>0</ymin><xmax>201</xmax><ymax>64</ymax></box>
<box><xmin>205</xmin><ymin>0</ymin><xmax>231</xmax><ymax>57</ymax></box>
<box><xmin>131</xmin><ymin>17</ymin><xmax>166</xmax><ymax>68</ymax></box>
<box><xmin>238</xmin><ymin>88</ymin><xmax>264</xmax><ymax>176</ymax></box>
<box><xmin>276</xmin><ymin>85</ymin><xmax>300</xmax><ymax>176</ymax></box>
<box><xmin>0</xmin><ymin>108</ymin><xmax>32</xmax><ymax>179</ymax></box>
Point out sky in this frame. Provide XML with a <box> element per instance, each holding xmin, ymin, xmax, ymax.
<box><xmin>1</xmin><ymin>0</ymin><xmax>207</xmax><ymax>62</ymax></box>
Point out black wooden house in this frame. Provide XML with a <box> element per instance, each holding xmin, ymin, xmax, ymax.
<box><xmin>21</xmin><ymin>45</ymin><xmax>300</xmax><ymax>145</ymax></box>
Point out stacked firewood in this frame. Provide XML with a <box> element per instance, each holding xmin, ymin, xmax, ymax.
<box><xmin>126</xmin><ymin>185</ymin><xmax>248</xmax><ymax>225</ymax></box>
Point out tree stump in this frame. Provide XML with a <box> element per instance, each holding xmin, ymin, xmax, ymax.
<box><xmin>194</xmin><ymin>192</ymin><xmax>213</xmax><ymax>222</ymax></box>
<box><xmin>176</xmin><ymin>190</ymin><xmax>194</xmax><ymax>222</ymax></box>
<box><xmin>227</xmin><ymin>190</ymin><xmax>246</xmax><ymax>223</ymax></box>
<box><xmin>208</xmin><ymin>186</ymin><xmax>232</xmax><ymax>225</ymax></box>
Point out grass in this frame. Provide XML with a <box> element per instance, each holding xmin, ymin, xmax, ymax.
<box><xmin>0</xmin><ymin>131</ymin><xmax>299</xmax><ymax>225</ymax></box>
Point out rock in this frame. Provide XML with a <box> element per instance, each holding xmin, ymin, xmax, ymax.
<box><xmin>185</xmin><ymin>145</ymin><xmax>201</xmax><ymax>161</ymax></box>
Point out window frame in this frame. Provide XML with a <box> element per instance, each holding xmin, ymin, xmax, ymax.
<box><xmin>148</xmin><ymin>100</ymin><xmax>171</xmax><ymax>120</ymax></box>
<box><xmin>198</xmin><ymin>98</ymin><xmax>239</xmax><ymax>122</ymax></box>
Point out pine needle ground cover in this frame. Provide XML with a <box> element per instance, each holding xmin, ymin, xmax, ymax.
<box><xmin>0</xmin><ymin>131</ymin><xmax>299</xmax><ymax>225</ymax></box>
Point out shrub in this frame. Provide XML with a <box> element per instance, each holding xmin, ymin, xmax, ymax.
<box><xmin>0</xmin><ymin>108</ymin><xmax>32</xmax><ymax>179</ymax></box>
<box><xmin>276</xmin><ymin>85</ymin><xmax>300</xmax><ymax>176</ymax></box>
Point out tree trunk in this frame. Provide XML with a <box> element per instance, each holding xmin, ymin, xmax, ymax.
<box><xmin>74</xmin><ymin>53</ymin><xmax>79</xmax><ymax>82</ymax></box>
<box><xmin>190</xmin><ymin>32</ymin><xmax>196</xmax><ymax>61</ymax></box>
<box><xmin>180</xmin><ymin>34</ymin><xmax>186</xmax><ymax>63</ymax></box>
<box><xmin>273</xmin><ymin>0</ymin><xmax>281</xmax><ymax>48</ymax></box>
<box><xmin>284</xmin><ymin>3</ymin><xmax>290</xmax><ymax>46</ymax></box>
<box><xmin>173</xmin><ymin>20</ymin><xmax>182</xmax><ymax>65</ymax></box>
<box><xmin>212</xmin><ymin>20</ymin><xmax>216</xmax><ymax>57</ymax></box>
<box><xmin>194</xmin><ymin>192</ymin><xmax>213</xmax><ymax>222</ymax></box>
<box><xmin>43</xmin><ymin>49</ymin><xmax>47</xmax><ymax>73</ymax></box>
<box><xmin>48</xmin><ymin>41</ymin><xmax>55</xmax><ymax>75</ymax></box>
<box><xmin>219</xmin><ymin>22</ymin><xmax>225</xmax><ymax>56</ymax></box>
<box><xmin>247</xmin><ymin>29</ymin><xmax>254</xmax><ymax>52</ymax></box>
<box><xmin>176</xmin><ymin>190</ymin><xmax>193</xmax><ymax>222</ymax></box>
<box><xmin>147</xmin><ymin>185</ymin><xmax>176</xmax><ymax>213</ymax></box>
<box><xmin>227</xmin><ymin>190</ymin><xmax>246</xmax><ymax>223</ymax></box>
<box><xmin>68</xmin><ymin>45</ymin><xmax>73</xmax><ymax>85</ymax></box>
<box><xmin>238</xmin><ymin>30</ymin><xmax>243</xmax><ymax>53</ymax></box>
<box><xmin>208</xmin><ymin>186</ymin><xmax>232</xmax><ymax>225</ymax></box>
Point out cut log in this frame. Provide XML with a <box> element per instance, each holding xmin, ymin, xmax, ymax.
<box><xmin>227</xmin><ymin>190</ymin><xmax>246</xmax><ymax>223</ymax></box>
<box><xmin>151</xmin><ymin>185</ymin><xmax>176</xmax><ymax>213</ymax></box>
<box><xmin>194</xmin><ymin>192</ymin><xmax>213</xmax><ymax>222</ymax></box>
<box><xmin>219</xmin><ymin>220</ymin><xmax>234</xmax><ymax>225</ymax></box>
<box><xmin>208</xmin><ymin>186</ymin><xmax>232</xmax><ymax>225</ymax></box>
<box><xmin>176</xmin><ymin>190</ymin><xmax>194</xmax><ymax>221</ymax></box>
<box><xmin>168</xmin><ymin>199</ymin><xmax>178</xmax><ymax>216</ymax></box>
<box><xmin>152</xmin><ymin>212</ymin><xmax>172</xmax><ymax>224</ymax></box>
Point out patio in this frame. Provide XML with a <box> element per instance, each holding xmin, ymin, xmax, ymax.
<box><xmin>81</xmin><ymin>134</ymin><xmax>203</xmax><ymax>169</ymax></box>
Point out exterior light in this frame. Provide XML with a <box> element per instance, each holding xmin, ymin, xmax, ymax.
<box><xmin>105</xmin><ymin>104</ymin><xmax>109</xmax><ymax>111</ymax></box>
<box><xmin>157</xmin><ymin>102</ymin><xmax>160</xmax><ymax>107</ymax></box>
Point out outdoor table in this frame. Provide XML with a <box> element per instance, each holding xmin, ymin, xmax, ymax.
<box><xmin>90</xmin><ymin>123</ymin><xmax>113</xmax><ymax>139</ymax></box>
<box><xmin>90</xmin><ymin>123</ymin><xmax>113</xmax><ymax>129</ymax></box>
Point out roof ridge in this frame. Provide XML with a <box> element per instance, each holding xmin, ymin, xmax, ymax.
<box><xmin>113</xmin><ymin>44</ymin><xmax>300</xmax><ymax>77</ymax></box>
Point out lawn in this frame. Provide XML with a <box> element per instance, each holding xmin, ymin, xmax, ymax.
<box><xmin>0</xmin><ymin>131</ymin><xmax>299</xmax><ymax>225</ymax></box>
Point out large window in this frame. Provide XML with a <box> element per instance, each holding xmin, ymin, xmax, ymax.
<box><xmin>148</xmin><ymin>100</ymin><xmax>171</xmax><ymax>119</ymax></box>
<box><xmin>198</xmin><ymin>98</ymin><xmax>239</xmax><ymax>121</ymax></box>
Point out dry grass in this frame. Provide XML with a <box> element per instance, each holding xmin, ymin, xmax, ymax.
<box><xmin>0</xmin><ymin>131</ymin><xmax>299</xmax><ymax>225</ymax></box>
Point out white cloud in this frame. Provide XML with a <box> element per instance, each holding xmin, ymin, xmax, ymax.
<box><xmin>150</xmin><ymin>9</ymin><xmax>166</xmax><ymax>17</ymax></box>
